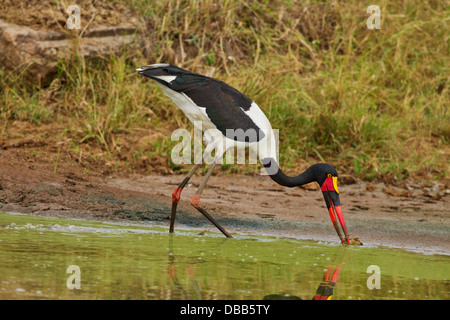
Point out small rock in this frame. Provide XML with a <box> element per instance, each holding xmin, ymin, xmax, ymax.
<box><xmin>348</xmin><ymin>237</ymin><xmax>363</xmax><ymax>246</ymax></box>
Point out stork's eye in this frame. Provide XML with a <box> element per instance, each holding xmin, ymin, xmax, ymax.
<box><xmin>327</xmin><ymin>174</ymin><xmax>332</xmax><ymax>178</ymax></box>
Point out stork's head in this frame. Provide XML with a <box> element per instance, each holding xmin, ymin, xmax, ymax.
<box><xmin>309</xmin><ymin>163</ymin><xmax>349</xmax><ymax>244</ymax></box>
<box><xmin>262</xmin><ymin>159</ymin><xmax>350</xmax><ymax>244</ymax></box>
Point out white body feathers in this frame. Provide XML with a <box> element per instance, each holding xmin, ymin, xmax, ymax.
<box><xmin>141</xmin><ymin>64</ymin><xmax>278</xmax><ymax>164</ymax></box>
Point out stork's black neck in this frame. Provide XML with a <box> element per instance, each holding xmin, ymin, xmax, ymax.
<box><xmin>262</xmin><ymin>158</ymin><xmax>329</xmax><ymax>188</ymax></box>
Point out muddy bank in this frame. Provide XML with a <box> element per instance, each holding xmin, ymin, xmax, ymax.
<box><xmin>0</xmin><ymin>147</ymin><xmax>449</xmax><ymax>255</ymax></box>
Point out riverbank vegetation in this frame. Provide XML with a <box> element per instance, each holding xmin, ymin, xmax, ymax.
<box><xmin>0</xmin><ymin>0</ymin><xmax>448</xmax><ymax>182</ymax></box>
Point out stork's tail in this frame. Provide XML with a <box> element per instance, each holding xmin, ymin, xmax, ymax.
<box><xmin>136</xmin><ymin>63</ymin><xmax>177</xmax><ymax>85</ymax></box>
<box><xmin>136</xmin><ymin>63</ymin><xmax>171</xmax><ymax>72</ymax></box>
<box><xmin>136</xmin><ymin>63</ymin><xmax>206</xmax><ymax>87</ymax></box>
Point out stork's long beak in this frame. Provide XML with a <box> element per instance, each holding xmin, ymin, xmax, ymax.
<box><xmin>321</xmin><ymin>177</ymin><xmax>349</xmax><ymax>244</ymax></box>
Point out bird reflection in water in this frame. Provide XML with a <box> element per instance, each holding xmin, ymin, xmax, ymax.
<box><xmin>167</xmin><ymin>236</ymin><xmax>348</xmax><ymax>300</ymax></box>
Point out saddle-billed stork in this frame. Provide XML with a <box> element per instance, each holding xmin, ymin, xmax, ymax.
<box><xmin>137</xmin><ymin>64</ymin><xmax>350</xmax><ymax>244</ymax></box>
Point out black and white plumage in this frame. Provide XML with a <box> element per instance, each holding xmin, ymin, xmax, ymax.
<box><xmin>137</xmin><ymin>64</ymin><xmax>350</xmax><ymax>244</ymax></box>
<box><xmin>137</xmin><ymin>64</ymin><xmax>274</xmax><ymax>159</ymax></box>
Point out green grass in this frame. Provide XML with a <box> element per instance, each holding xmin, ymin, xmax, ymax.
<box><xmin>0</xmin><ymin>0</ymin><xmax>448</xmax><ymax>181</ymax></box>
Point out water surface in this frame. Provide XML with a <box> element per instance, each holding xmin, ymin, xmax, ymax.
<box><xmin>0</xmin><ymin>212</ymin><xmax>448</xmax><ymax>299</ymax></box>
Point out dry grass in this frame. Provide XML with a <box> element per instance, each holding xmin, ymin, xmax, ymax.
<box><xmin>0</xmin><ymin>0</ymin><xmax>448</xmax><ymax>182</ymax></box>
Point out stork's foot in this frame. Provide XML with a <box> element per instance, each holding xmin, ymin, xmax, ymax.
<box><xmin>190</xmin><ymin>195</ymin><xmax>232</xmax><ymax>238</ymax></box>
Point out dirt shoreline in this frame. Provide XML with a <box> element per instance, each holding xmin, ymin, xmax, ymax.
<box><xmin>0</xmin><ymin>147</ymin><xmax>449</xmax><ymax>256</ymax></box>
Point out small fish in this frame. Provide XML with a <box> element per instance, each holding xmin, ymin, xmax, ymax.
<box><xmin>348</xmin><ymin>237</ymin><xmax>363</xmax><ymax>246</ymax></box>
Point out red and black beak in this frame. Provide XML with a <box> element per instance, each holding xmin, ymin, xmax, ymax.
<box><xmin>321</xmin><ymin>176</ymin><xmax>349</xmax><ymax>244</ymax></box>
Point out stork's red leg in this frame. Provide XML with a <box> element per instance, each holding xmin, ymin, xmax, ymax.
<box><xmin>170</xmin><ymin>163</ymin><xmax>201</xmax><ymax>233</ymax></box>
<box><xmin>190</xmin><ymin>162</ymin><xmax>232</xmax><ymax>238</ymax></box>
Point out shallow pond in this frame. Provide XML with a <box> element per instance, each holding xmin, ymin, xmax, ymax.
<box><xmin>0</xmin><ymin>212</ymin><xmax>448</xmax><ymax>300</ymax></box>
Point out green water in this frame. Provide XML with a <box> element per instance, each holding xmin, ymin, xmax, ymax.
<box><xmin>0</xmin><ymin>212</ymin><xmax>448</xmax><ymax>300</ymax></box>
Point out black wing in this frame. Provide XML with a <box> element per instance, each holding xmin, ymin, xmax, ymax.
<box><xmin>138</xmin><ymin>65</ymin><xmax>265</xmax><ymax>142</ymax></box>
